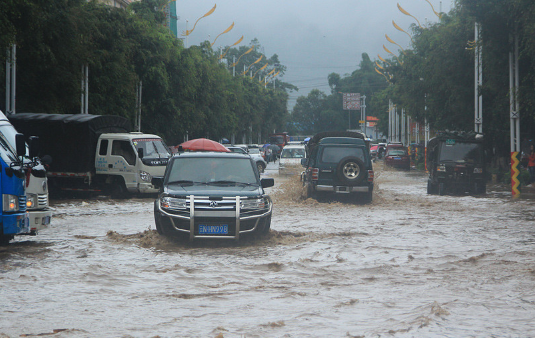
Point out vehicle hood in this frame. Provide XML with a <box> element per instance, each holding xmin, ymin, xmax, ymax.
<box><xmin>164</xmin><ymin>184</ymin><xmax>263</xmax><ymax>198</ymax></box>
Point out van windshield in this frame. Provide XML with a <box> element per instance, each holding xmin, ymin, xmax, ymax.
<box><xmin>439</xmin><ymin>142</ymin><xmax>482</xmax><ymax>163</ymax></box>
<box><xmin>134</xmin><ymin>138</ymin><xmax>170</xmax><ymax>158</ymax></box>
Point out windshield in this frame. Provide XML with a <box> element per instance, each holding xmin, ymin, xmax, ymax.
<box><xmin>0</xmin><ymin>131</ymin><xmax>19</xmax><ymax>165</ymax></box>
<box><xmin>281</xmin><ymin>148</ymin><xmax>305</xmax><ymax>158</ymax></box>
<box><xmin>167</xmin><ymin>157</ymin><xmax>258</xmax><ymax>185</ymax></box>
<box><xmin>321</xmin><ymin>146</ymin><xmax>366</xmax><ymax>163</ymax></box>
<box><xmin>133</xmin><ymin>138</ymin><xmax>170</xmax><ymax>158</ymax></box>
<box><xmin>439</xmin><ymin>142</ymin><xmax>482</xmax><ymax>163</ymax></box>
<box><xmin>248</xmin><ymin>148</ymin><xmax>260</xmax><ymax>154</ymax></box>
<box><xmin>387</xmin><ymin>149</ymin><xmax>407</xmax><ymax>156</ymax></box>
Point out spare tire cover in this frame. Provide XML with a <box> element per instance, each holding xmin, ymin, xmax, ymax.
<box><xmin>336</xmin><ymin>156</ymin><xmax>365</xmax><ymax>185</ymax></box>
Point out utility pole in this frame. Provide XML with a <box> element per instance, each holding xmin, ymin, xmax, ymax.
<box><xmin>475</xmin><ymin>22</ymin><xmax>483</xmax><ymax>133</ymax></box>
<box><xmin>510</xmin><ymin>32</ymin><xmax>521</xmax><ymax>197</ymax></box>
<box><xmin>5</xmin><ymin>44</ymin><xmax>16</xmax><ymax>115</ymax></box>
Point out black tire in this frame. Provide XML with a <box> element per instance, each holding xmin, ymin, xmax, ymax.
<box><xmin>336</xmin><ymin>156</ymin><xmax>366</xmax><ymax>185</ymax></box>
<box><xmin>258</xmin><ymin>215</ymin><xmax>272</xmax><ymax>235</ymax></box>
<box><xmin>154</xmin><ymin>204</ymin><xmax>164</xmax><ymax>235</ymax></box>
<box><xmin>304</xmin><ymin>182</ymin><xmax>315</xmax><ymax>199</ymax></box>
<box><xmin>0</xmin><ymin>235</ymin><xmax>13</xmax><ymax>246</ymax></box>
<box><xmin>110</xmin><ymin>178</ymin><xmax>131</xmax><ymax>199</ymax></box>
<box><xmin>427</xmin><ymin>180</ymin><xmax>436</xmax><ymax>194</ymax></box>
<box><xmin>438</xmin><ymin>182</ymin><xmax>445</xmax><ymax>196</ymax></box>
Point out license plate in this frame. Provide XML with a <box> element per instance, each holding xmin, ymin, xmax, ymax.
<box><xmin>42</xmin><ymin>216</ymin><xmax>51</xmax><ymax>226</ymax></box>
<box><xmin>394</xmin><ymin>157</ymin><xmax>401</xmax><ymax>160</ymax></box>
<box><xmin>198</xmin><ymin>224</ymin><xmax>228</xmax><ymax>235</ymax></box>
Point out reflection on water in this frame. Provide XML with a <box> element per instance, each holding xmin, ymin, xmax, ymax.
<box><xmin>1</xmin><ymin>164</ymin><xmax>534</xmax><ymax>337</ymax></box>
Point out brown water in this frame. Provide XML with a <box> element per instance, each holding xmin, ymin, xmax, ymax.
<box><xmin>1</xmin><ymin>162</ymin><xmax>534</xmax><ymax>337</ymax></box>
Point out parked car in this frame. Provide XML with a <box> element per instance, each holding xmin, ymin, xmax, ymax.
<box><xmin>279</xmin><ymin>144</ymin><xmax>306</xmax><ymax>175</ymax></box>
<box><xmin>301</xmin><ymin>131</ymin><xmax>374</xmax><ymax>203</ymax></box>
<box><xmin>384</xmin><ymin>147</ymin><xmax>410</xmax><ymax>170</ymax></box>
<box><xmin>228</xmin><ymin>146</ymin><xmax>267</xmax><ymax>173</ymax></box>
<box><xmin>152</xmin><ymin>152</ymin><xmax>274</xmax><ymax>241</ymax></box>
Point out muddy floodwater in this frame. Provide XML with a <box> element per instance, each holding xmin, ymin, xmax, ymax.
<box><xmin>2</xmin><ymin>162</ymin><xmax>535</xmax><ymax>337</ymax></box>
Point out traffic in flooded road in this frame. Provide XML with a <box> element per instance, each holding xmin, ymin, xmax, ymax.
<box><xmin>1</xmin><ymin>162</ymin><xmax>535</xmax><ymax>337</ymax></box>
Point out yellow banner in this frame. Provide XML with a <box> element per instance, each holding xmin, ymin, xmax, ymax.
<box><xmin>231</xmin><ymin>45</ymin><xmax>254</xmax><ymax>67</ymax></box>
<box><xmin>182</xmin><ymin>4</ymin><xmax>216</xmax><ymax>36</ymax></box>
<box><xmin>211</xmin><ymin>22</ymin><xmax>234</xmax><ymax>47</ymax></box>
<box><xmin>219</xmin><ymin>35</ymin><xmax>244</xmax><ymax>60</ymax></box>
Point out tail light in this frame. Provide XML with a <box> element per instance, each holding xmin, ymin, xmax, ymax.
<box><xmin>367</xmin><ymin>170</ymin><xmax>374</xmax><ymax>182</ymax></box>
<box><xmin>311</xmin><ymin>168</ymin><xmax>319</xmax><ymax>181</ymax></box>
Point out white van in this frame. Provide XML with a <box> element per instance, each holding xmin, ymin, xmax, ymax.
<box><xmin>278</xmin><ymin>145</ymin><xmax>306</xmax><ymax>175</ymax></box>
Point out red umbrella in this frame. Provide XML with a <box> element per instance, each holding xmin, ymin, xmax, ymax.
<box><xmin>176</xmin><ymin>138</ymin><xmax>230</xmax><ymax>152</ymax></box>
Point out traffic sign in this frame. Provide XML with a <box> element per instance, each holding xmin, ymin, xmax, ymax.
<box><xmin>343</xmin><ymin>93</ymin><xmax>361</xmax><ymax>110</ymax></box>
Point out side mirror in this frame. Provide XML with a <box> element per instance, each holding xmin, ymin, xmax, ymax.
<box><xmin>15</xmin><ymin>133</ymin><xmax>26</xmax><ymax>157</ymax></box>
<box><xmin>300</xmin><ymin>158</ymin><xmax>308</xmax><ymax>167</ymax></box>
<box><xmin>28</xmin><ymin>136</ymin><xmax>40</xmax><ymax>159</ymax></box>
<box><xmin>151</xmin><ymin>176</ymin><xmax>163</xmax><ymax>188</ymax></box>
<box><xmin>261</xmin><ymin>178</ymin><xmax>274</xmax><ymax>188</ymax></box>
<box><xmin>137</xmin><ymin>148</ymin><xmax>144</xmax><ymax>159</ymax></box>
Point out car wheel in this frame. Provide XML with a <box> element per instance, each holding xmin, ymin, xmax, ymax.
<box><xmin>258</xmin><ymin>215</ymin><xmax>272</xmax><ymax>235</ymax></box>
<box><xmin>336</xmin><ymin>156</ymin><xmax>365</xmax><ymax>185</ymax></box>
<box><xmin>154</xmin><ymin>205</ymin><xmax>164</xmax><ymax>235</ymax></box>
<box><xmin>438</xmin><ymin>182</ymin><xmax>445</xmax><ymax>196</ymax></box>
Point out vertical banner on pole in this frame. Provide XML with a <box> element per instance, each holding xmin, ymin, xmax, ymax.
<box><xmin>511</xmin><ymin>152</ymin><xmax>520</xmax><ymax>197</ymax></box>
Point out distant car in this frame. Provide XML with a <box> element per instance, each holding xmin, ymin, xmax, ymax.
<box><xmin>279</xmin><ymin>144</ymin><xmax>306</xmax><ymax>175</ymax></box>
<box><xmin>370</xmin><ymin>145</ymin><xmax>379</xmax><ymax>160</ymax></box>
<box><xmin>228</xmin><ymin>146</ymin><xmax>266</xmax><ymax>173</ymax></box>
<box><xmin>152</xmin><ymin>152</ymin><xmax>274</xmax><ymax>241</ymax></box>
<box><xmin>384</xmin><ymin>147</ymin><xmax>410</xmax><ymax>170</ymax></box>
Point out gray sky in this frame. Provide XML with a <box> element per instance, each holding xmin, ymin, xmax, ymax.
<box><xmin>176</xmin><ymin>0</ymin><xmax>453</xmax><ymax>110</ymax></box>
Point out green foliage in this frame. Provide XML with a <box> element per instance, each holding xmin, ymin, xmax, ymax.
<box><xmin>290</xmin><ymin>53</ymin><xmax>388</xmax><ymax>134</ymax></box>
<box><xmin>0</xmin><ymin>0</ymin><xmax>290</xmax><ymax>146</ymax></box>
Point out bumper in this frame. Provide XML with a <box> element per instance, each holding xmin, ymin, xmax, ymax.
<box><xmin>316</xmin><ymin>184</ymin><xmax>371</xmax><ymax>193</ymax></box>
<box><xmin>2</xmin><ymin>213</ymin><xmax>30</xmax><ymax>235</ymax></box>
<box><xmin>28</xmin><ymin>209</ymin><xmax>53</xmax><ymax>232</ymax></box>
<box><xmin>156</xmin><ymin>196</ymin><xmax>272</xmax><ymax>240</ymax></box>
<box><xmin>136</xmin><ymin>182</ymin><xmax>160</xmax><ymax>194</ymax></box>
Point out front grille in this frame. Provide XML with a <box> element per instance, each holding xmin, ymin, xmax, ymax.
<box><xmin>19</xmin><ymin>195</ymin><xmax>27</xmax><ymax>212</ymax></box>
<box><xmin>38</xmin><ymin>193</ymin><xmax>48</xmax><ymax>208</ymax></box>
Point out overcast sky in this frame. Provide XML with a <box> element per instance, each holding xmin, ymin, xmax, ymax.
<box><xmin>175</xmin><ymin>0</ymin><xmax>453</xmax><ymax>109</ymax></box>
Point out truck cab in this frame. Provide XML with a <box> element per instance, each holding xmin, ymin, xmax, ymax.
<box><xmin>0</xmin><ymin>132</ymin><xmax>31</xmax><ymax>244</ymax></box>
<box><xmin>427</xmin><ymin>131</ymin><xmax>486</xmax><ymax>195</ymax></box>
<box><xmin>0</xmin><ymin>111</ymin><xmax>51</xmax><ymax>234</ymax></box>
<box><xmin>95</xmin><ymin>133</ymin><xmax>170</xmax><ymax>195</ymax></box>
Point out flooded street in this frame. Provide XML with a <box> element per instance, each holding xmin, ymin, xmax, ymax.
<box><xmin>2</xmin><ymin>162</ymin><xmax>535</xmax><ymax>337</ymax></box>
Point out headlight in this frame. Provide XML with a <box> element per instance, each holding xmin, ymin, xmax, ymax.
<box><xmin>161</xmin><ymin>196</ymin><xmax>187</xmax><ymax>210</ymax></box>
<box><xmin>140</xmin><ymin>171</ymin><xmax>152</xmax><ymax>182</ymax></box>
<box><xmin>473</xmin><ymin>167</ymin><xmax>483</xmax><ymax>174</ymax></box>
<box><xmin>3</xmin><ymin>194</ymin><xmax>19</xmax><ymax>212</ymax></box>
<box><xmin>26</xmin><ymin>193</ymin><xmax>38</xmax><ymax>209</ymax></box>
<box><xmin>241</xmin><ymin>198</ymin><xmax>267</xmax><ymax>209</ymax></box>
<box><xmin>437</xmin><ymin>165</ymin><xmax>446</xmax><ymax>172</ymax></box>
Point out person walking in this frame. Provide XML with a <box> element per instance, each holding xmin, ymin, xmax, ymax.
<box><xmin>528</xmin><ymin>144</ymin><xmax>535</xmax><ymax>185</ymax></box>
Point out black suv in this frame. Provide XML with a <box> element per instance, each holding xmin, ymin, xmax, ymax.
<box><xmin>152</xmin><ymin>152</ymin><xmax>274</xmax><ymax>241</ymax></box>
<box><xmin>427</xmin><ymin>131</ymin><xmax>486</xmax><ymax>195</ymax></box>
<box><xmin>301</xmin><ymin>131</ymin><xmax>374</xmax><ymax>202</ymax></box>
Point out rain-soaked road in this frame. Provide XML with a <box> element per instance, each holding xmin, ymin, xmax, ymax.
<box><xmin>1</xmin><ymin>161</ymin><xmax>535</xmax><ymax>337</ymax></box>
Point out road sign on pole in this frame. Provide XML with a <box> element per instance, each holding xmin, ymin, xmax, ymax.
<box><xmin>343</xmin><ymin>93</ymin><xmax>361</xmax><ymax>110</ymax></box>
